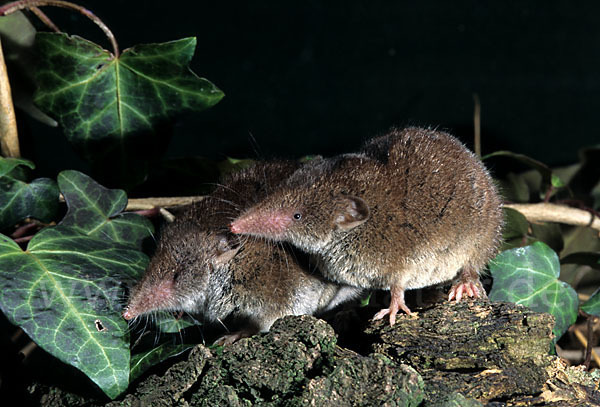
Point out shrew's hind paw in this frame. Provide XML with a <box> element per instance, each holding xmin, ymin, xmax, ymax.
<box><xmin>372</xmin><ymin>286</ymin><xmax>412</xmax><ymax>326</ymax></box>
<box><xmin>448</xmin><ymin>280</ymin><xmax>486</xmax><ymax>302</ymax></box>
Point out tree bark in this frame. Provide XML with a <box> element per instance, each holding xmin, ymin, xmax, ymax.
<box><xmin>366</xmin><ymin>300</ymin><xmax>555</xmax><ymax>404</ymax></box>
<box><xmin>29</xmin><ymin>301</ymin><xmax>600</xmax><ymax>406</ymax></box>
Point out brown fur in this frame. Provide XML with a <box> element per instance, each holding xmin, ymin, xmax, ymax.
<box><xmin>230</xmin><ymin>128</ymin><xmax>503</xmax><ymax>308</ymax></box>
<box><xmin>123</xmin><ymin>161</ymin><xmax>362</xmax><ymax>338</ymax></box>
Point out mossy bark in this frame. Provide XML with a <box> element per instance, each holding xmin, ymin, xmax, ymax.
<box><xmin>28</xmin><ymin>301</ymin><xmax>600</xmax><ymax>406</ymax></box>
<box><xmin>365</xmin><ymin>300</ymin><xmax>555</xmax><ymax>405</ymax></box>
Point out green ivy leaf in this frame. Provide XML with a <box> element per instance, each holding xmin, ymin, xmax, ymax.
<box><xmin>484</xmin><ymin>151</ymin><xmax>564</xmax><ymax>200</ymax></box>
<box><xmin>360</xmin><ymin>292</ymin><xmax>372</xmax><ymax>307</ymax></box>
<box><xmin>581</xmin><ymin>288</ymin><xmax>600</xmax><ymax>316</ymax></box>
<box><xmin>0</xmin><ymin>157</ymin><xmax>59</xmax><ymax>230</ymax></box>
<box><xmin>32</xmin><ymin>33</ymin><xmax>224</xmax><ymax>185</ymax></box>
<box><xmin>489</xmin><ymin>242</ymin><xmax>578</xmax><ymax>341</ymax></box>
<box><xmin>529</xmin><ymin>222</ymin><xmax>564</xmax><ymax>253</ymax></box>
<box><xmin>500</xmin><ymin>207</ymin><xmax>529</xmax><ymax>250</ymax></box>
<box><xmin>551</xmin><ymin>174</ymin><xmax>566</xmax><ymax>188</ymax></box>
<box><xmin>0</xmin><ymin>226</ymin><xmax>148</xmax><ymax>398</ymax></box>
<box><xmin>0</xmin><ymin>156</ymin><xmax>34</xmax><ymax>176</ymax></box>
<box><xmin>593</xmin><ymin>181</ymin><xmax>600</xmax><ymax>211</ymax></box>
<box><xmin>483</xmin><ymin>151</ymin><xmax>554</xmax><ymax>187</ymax></box>
<box><xmin>564</xmin><ymin>147</ymin><xmax>600</xmax><ymax>210</ymax></box>
<box><xmin>0</xmin><ymin>170</ymin><xmax>154</xmax><ymax>398</ymax></box>
<box><xmin>33</xmin><ymin>33</ymin><xmax>223</xmax><ymax>156</ymax></box>
<box><xmin>58</xmin><ymin>170</ymin><xmax>153</xmax><ymax>250</ymax></box>
<box><xmin>130</xmin><ymin>343</ymin><xmax>193</xmax><ymax>382</ymax></box>
<box><xmin>497</xmin><ymin>172</ymin><xmax>530</xmax><ymax>203</ymax></box>
<box><xmin>0</xmin><ymin>11</ymin><xmax>57</xmax><ymax>127</ymax></box>
<box><xmin>217</xmin><ymin>157</ymin><xmax>256</xmax><ymax>175</ymax></box>
<box><xmin>155</xmin><ymin>313</ymin><xmax>198</xmax><ymax>334</ymax></box>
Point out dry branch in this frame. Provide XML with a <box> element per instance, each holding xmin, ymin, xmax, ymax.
<box><xmin>125</xmin><ymin>196</ymin><xmax>203</xmax><ymax>210</ymax></box>
<box><xmin>0</xmin><ymin>37</ymin><xmax>20</xmax><ymax>157</ymax></box>
<box><xmin>124</xmin><ymin>199</ymin><xmax>600</xmax><ymax>235</ymax></box>
<box><xmin>506</xmin><ymin>203</ymin><xmax>600</xmax><ymax>232</ymax></box>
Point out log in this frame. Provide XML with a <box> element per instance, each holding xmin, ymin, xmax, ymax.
<box><xmin>27</xmin><ymin>301</ymin><xmax>600</xmax><ymax>406</ymax></box>
<box><xmin>107</xmin><ymin>316</ymin><xmax>424</xmax><ymax>406</ymax></box>
<box><xmin>366</xmin><ymin>300</ymin><xmax>555</xmax><ymax>404</ymax></box>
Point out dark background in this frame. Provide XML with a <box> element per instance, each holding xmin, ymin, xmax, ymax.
<box><xmin>18</xmin><ymin>1</ymin><xmax>600</xmax><ymax>178</ymax></box>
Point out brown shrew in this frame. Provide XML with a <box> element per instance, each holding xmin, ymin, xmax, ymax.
<box><xmin>230</xmin><ymin>127</ymin><xmax>504</xmax><ymax>325</ymax></box>
<box><xmin>123</xmin><ymin>161</ymin><xmax>362</xmax><ymax>344</ymax></box>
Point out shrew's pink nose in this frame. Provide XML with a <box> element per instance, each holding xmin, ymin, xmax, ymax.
<box><xmin>229</xmin><ymin>221</ymin><xmax>242</xmax><ymax>234</ymax></box>
<box><xmin>229</xmin><ymin>210</ymin><xmax>292</xmax><ymax>239</ymax></box>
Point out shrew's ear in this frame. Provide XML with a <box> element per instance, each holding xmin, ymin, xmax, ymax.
<box><xmin>334</xmin><ymin>196</ymin><xmax>370</xmax><ymax>231</ymax></box>
<box><xmin>215</xmin><ymin>233</ymin><xmax>241</xmax><ymax>264</ymax></box>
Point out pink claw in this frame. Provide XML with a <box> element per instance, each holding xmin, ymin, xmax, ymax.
<box><xmin>372</xmin><ymin>286</ymin><xmax>411</xmax><ymax>326</ymax></box>
<box><xmin>448</xmin><ymin>281</ymin><xmax>483</xmax><ymax>302</ymax></box>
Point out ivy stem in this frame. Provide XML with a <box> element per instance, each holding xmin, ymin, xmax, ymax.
<box><xmin>14</xmin><ymin>235</ymin><xmax>34</xmax><ymax>244</ymax></box>
<box><xmin>19</xmin><ymin>340</ymin><xmax>38</xmax><ymax>360</ymax></box>
<box><xmin>10</xmin><ymin>221</ymin><xmax>38</xmax><ymax>239</ymax></box>
<box><xmin>584</xmin><ymin>317</ymin><xmax>594</xmax><ymax>370</ymax></box>
<box><xmin>130</xmin><ymin>207</ymin><xmax>161</xmax><ymax>218</ymax></box>
<box><xmin>30</xmin><ymin>6</ymin><xmax>60</xmax><ymax>32</ymax></box>
<box><xmin>473</xmin><ymin>93</ymin><xmax>481</xmax><ymax>158</ymax></box>
<box><xmin>0</xmin><ymin>0</ymin><xmax>120</xmax><ymax>57</ymax></box>
<box><xmin>542</xmin><ymin>184</ymin><xmax>553</xmax><ymax>203</ymax></box>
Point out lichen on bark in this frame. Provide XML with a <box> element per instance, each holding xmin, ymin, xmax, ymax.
<box><xmin>191</xmin><ymin>315</ymin><xmax>424</xmax><ymax>406</ymax></box>
<box><xmin>366</xmin><ymin>300</ymin><xmax>555</xmax><ymax>404</ymax></box>
<box><xmin>28</xmin><ymin>301</ymin><xmax>600</xmax><ymax>406</ymax></box>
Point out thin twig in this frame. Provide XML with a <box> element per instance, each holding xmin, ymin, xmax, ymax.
<box><xmin>10</xmin><ymin>222</ymin><xmax>38</xmax><ymax>239</ymax></box>
<box><xmin>573</xmin><ymin>325</ymin><xmax>600</xmax><ymax>368</ymax></box>
<box><xmin>0</xmin><ymin>0</ymin><xmax>119</xmax><ymax>57</ymax></box>
<box><xmin>19</xmin><ymin>340</ymin><xmax>37</xmax><ymax>359</ymax></box>
<box><xmin>125</xmin><ymin>199</ymin><xmax>600</xmax><ymax>233</ymax></box>
<box><xmin>14</xmin><ymin>235</ymin><xmax>34</xmax><ymax>244</ymax></box>
<box><xmin>129</xmin><ymin>207</ymin><xmax>175</xmax><ymax>224</ymax></box>
<box><xmin>558</xmin><ymin>348</ymin><xmax>600</xmax><ymax>362</ymax></box>
<box><xmin>543</xmin><ymin>185</ymin><xmax>554</xmax><ymax>204</ymax></box>
<box><xmin>131</xmin><ymin>207</ymin><xmax>161</xmax><ymax>218</ymax></box>
<box><xmin>10</xmin><ymin>327</ymin><xmax>24</xmax><ymax>343</ymax></box>
<box><xmin>30</xmin><ymin>6</ymin><xmax>60</xmax><ymax>32</ymax></box>
<box><xmin>473</xmin><ymin>93</ymin><xmax>481</xmax><ymax>158</ymax></box>
<box><xmin>584</xmin><ymin>317</ymin><xmax>595</xmax><ymax>370</ymax></box>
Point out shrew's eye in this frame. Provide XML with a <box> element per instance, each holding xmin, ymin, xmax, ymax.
<box><xmin>293</xmin><ymin>213</ymin><xmax>302</xmax><ymax>221</ymax></box>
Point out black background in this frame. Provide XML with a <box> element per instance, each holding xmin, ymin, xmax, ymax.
<box><xmin>17</xmin><ymin>1</ymin><xmax>600</xmax><ymax>178</ymax></box>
